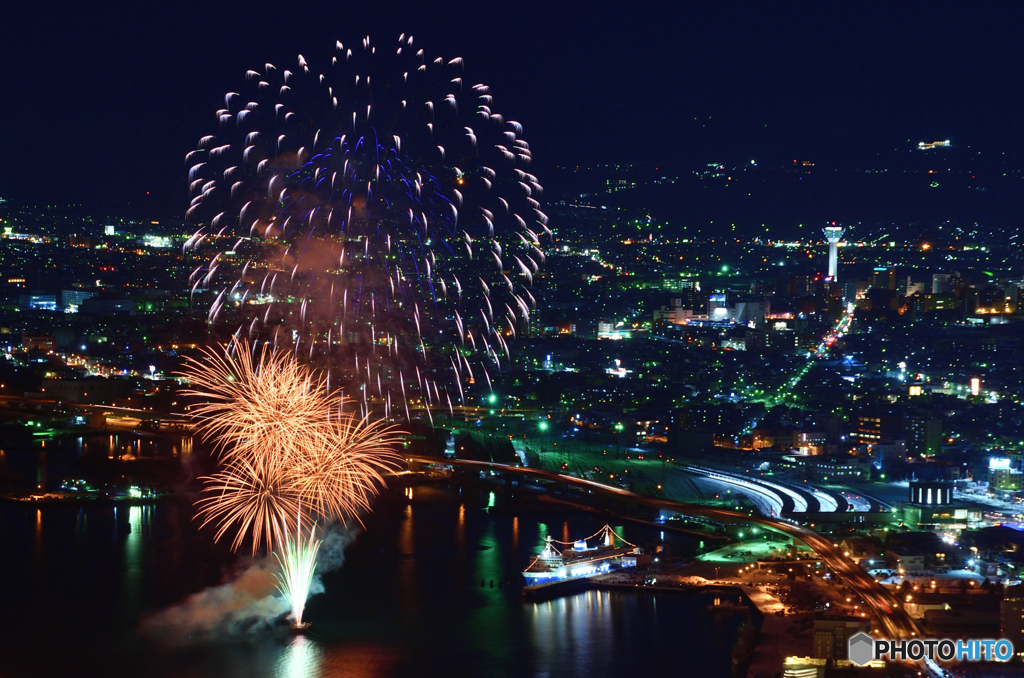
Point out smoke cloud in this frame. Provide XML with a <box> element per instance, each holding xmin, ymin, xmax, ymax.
<box><xmin>142</xmin><ymin>523</ymin><xmax>360</xmax><ymax>642</ymax></box>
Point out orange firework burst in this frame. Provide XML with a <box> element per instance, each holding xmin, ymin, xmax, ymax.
<box><xmin>181</xmin><ymin>340</ymin><xmax>402</xmax><ymax>554</ymax></box>
<box><xmin>182</xmin><ymin>342</ymin><xmax>332</xmax><ymax>464</ymax></box>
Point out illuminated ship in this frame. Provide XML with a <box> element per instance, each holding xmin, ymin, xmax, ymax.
<box><xmin>522</xmin><ymin>524</ymin><xmax>644</xmax><ymax>587</ymax></box>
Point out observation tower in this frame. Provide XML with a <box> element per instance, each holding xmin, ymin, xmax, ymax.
<box><xmin>823</xmin><ymin>224</ymin><xmax>845</xmax><ymax>281</ymax></box>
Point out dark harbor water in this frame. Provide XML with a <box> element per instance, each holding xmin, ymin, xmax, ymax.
<box><xmin>0</xmin><ymin>431</ymin><xmax>198</xmax><ymax>504</ymax></box>
<box><xmin>0</xmin><ymin>484</ymin><xmax>748</xmax><ymax>678</ymax></box>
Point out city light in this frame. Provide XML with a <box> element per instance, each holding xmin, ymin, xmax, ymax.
<box><xmin>2</xmin><ymin>16</ymin><xmax>1021</xmax><ymax>675</ymax></box>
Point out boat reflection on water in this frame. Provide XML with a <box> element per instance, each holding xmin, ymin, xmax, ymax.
<box><xmin>529</xmin><ymin>590</ymin><xmax>623</xmax><ymax>673</ymax></box>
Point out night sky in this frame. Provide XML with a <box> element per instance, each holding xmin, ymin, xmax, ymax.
<box><xmin>2</xmin><ymin>1</ymin><xmax>1022</xmax><ymax>218</ymax></box>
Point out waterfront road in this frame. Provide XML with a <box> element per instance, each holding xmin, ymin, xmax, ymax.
<box><xmin>410</xmin><ymin>456</ymin><xmax>920</xmax><ymax>641</ymax></box>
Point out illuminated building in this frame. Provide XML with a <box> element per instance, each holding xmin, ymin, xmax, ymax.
<box><xmin>919</xmin><ymin>293</ymin><xmax>961</xmax><ymax>312</ymax></box>
<box><xmin>870</xmin><ymin>267</ymin><xmax>896</xmax><ymax>291</ymax></box>
<box><xmin>908</xmin><ymin>481</ymin><xmax>952</xmax><ymax>506</ymax></box>
<box><xmin>596</xmin><ymin>320</ymin><xmax>630</xmax><ymax>340</ymax></box>
<box><xmin>973</xmin><ymin>284</ymin><xmax>1018</xmax><ymax>315</ymax></box>
<box><xmin>931</xmin><ymin>272</ymin><xmax>961</xmax><ymax>295</ymax></box>
<box><xmin>805</xmin><ymin>456</ymin><xmax>864</xmax><ymax>482</ymax></box>
<box><xmin>708</xmin><ymin>293</ymin><xmax>730</xmax><ymax>321</ymax></box>
<box><xmin>60</xmin><ymin>289</ymin><xmax>94</xmax><ymax>311</ymax></box>
<box><xmin>823</xmin><ymin>224</ymin><xmax>844</xmax><ymax>281</ymax></box>
<box><xmin>732</xmin><ymin>298</ymin><xmax>768</xmax><ymax>327</ymax></box>
<box><xmin>697</xmin><ymin>294</ymin><xmax>769</xmax><ymax>328</ymax></box>
<box><xmin>745</xmin><ymin>327</ymin><xmax>798</xmax><ymax>355</ymax></box>
<box><xmin>901</xmin><ymin>504</ymin><xmax>981</xmax><ymax>531</ymax></box>
<box><xmin>20</xmin><ymin>334</ymin><xmax>55</xmax><ymax>351</ymax></box>
<box><xmin>752</xmin><ymin>428</ymin><xmax>793</xmax><ymax>450</ymax></box>
<box><xmin>142</xmin><ymin>234</ymin><xmax>174</xmax><ymax>248</ymax></box>
<box><xmin>855</xmin><ymin>415</ymin><xmax>882</xmax><ymax>444</ymax></box>
<box><xmin>989</xmin><ymin>458</ymin><xmax>1021</xmax><ymax>492</ymax></box>
<box><xmin>658</xmin><ymin>277</ymin><xmax>702</xmax><ymax>310</ymax></box>
<box><xmin>854</xmin><ymin>413</ymin><xmax>901</xmax><ymax>445</ymax></box>
<box><xmin>869</xmin><ymin>439</ymin><xmax>905</xmax><ymax>466</ymax></box>
<box><xmin>904</xmin><ymin>279</ymin><xmax>926</xmax><ymax>296</ymax></box>
<box><xmin>18</xmin><ymin>293</ymin><xmax>57</xmax><ymax>311</ymax></box>
<box><xmin>1000</xmin><ymin>591</ymin><xmax>1024</xmax><ymax>656</ymax></box>
<box><xmin>782</xmin><ymin>656</ymin><xmax>884</xmax><ymax>676</ymax></box>
<box><xmin>792</xmin><ymin>430</ymin><xmax>827</xmax><ymax>455</ymax></box>
<box><xmin>653</xmin><ymin>298</ymin><xmax>704</xmax><ymax>325</ymax></box>
<box><xmin>906</xmin><ymin>416</ymin><xmax>942</xmax><ymax>457</ymax></box>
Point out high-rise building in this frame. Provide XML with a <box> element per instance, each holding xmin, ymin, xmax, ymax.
<box><xmin>906</xmin><ymin>416</ymin><xmax>942</xmax><ymax>457</ymax></box>
<box><xmin>871</xmin><ymin>267</ymin><xmax>896</xmax><ymax>291</ymax></box>
<box><xmin>854</xmin><ymin>412</ymin><xmax>902</xmax><ymax>445</ymax></box>
<box><xmin>932</xmin><ymin>272</ymin><xmax>959</xmax><ymax>295</ymax></box>
<box><xmin>787</xmin><ymin>275</ymin><xmax>813</xmax><ymax>297</ymax></box>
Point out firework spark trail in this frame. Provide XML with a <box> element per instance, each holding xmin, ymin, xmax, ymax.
<box><xmin>182</xmin><ymin>342</ymin><xmax>333</xmax><ymax>466</ymax></box>
<box><xmin>180</xmin><ymin>339</ymin><xmax>401</xmax><ymax>624</ymax></box>
<box><xmin>274</xmin><ymin>515</ymin><xmax>321</xmax><ymax>626</ymax></box>
<box><xmin>193</xmin><ymin>452</ymin><xmax>303</xmax><ymax>555</ymax></box>
<box><xmin>184</xmin><ymin>34</ymin><xmax>549</xmax><ymax>419</ymax></box>
<box><xmin>141</xmin><ymin>523</ymin><xmax>359</xmax><ymax>641</ymax></box>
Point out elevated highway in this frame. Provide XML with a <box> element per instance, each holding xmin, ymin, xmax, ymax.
<box><xmin>680</xmin><ymin>464</ymin><xmax>860</xmax><ymax>518</ymax></box>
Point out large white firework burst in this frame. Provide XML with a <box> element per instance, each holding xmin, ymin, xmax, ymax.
<box><xmin>184</xmin><ymin>34</ymin><xmax>549</xmax><ymax>422</ymax></box>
